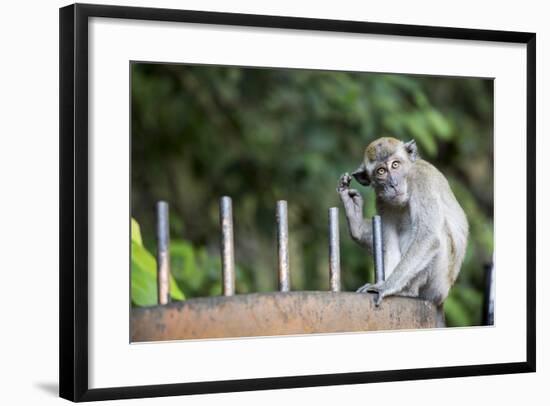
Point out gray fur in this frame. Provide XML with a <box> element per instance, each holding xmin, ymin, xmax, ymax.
<box><xmin>337</xmin><ymin>137</ymin><xmax>468</xmax><ymax>308</ymax></box>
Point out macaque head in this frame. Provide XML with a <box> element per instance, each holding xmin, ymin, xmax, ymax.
<box><xmin>351</xmin><ymin>137</ymin><xmax>418</xmax><ymax>206</ymax></box>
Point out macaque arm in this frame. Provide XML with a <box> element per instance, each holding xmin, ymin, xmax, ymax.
<box><xmin>344</xmin><ymin>214</ymin><xmax>373</xmax><ymax>253</ymax></box>
<box><xmin>337</xmin><ymin>173</ymin><xmax>373</xmax><ymax>253</ymax></box>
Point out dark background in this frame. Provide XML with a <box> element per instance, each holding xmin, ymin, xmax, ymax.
<box><xmin>130</xmin><ymin>62</ymin><xmax>493</xmax><ymax>327</ymax></box>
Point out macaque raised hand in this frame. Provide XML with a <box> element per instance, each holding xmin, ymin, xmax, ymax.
<box><xmin>338</xmin><ymin>137</ymin><xmax>468</xmax><ymax>308</ymax></box>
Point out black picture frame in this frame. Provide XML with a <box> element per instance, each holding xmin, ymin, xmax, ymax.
<box><xmin>59</xmin><ymin>3</ymin><xmax>536</xmax><ymax>402</ymax></box>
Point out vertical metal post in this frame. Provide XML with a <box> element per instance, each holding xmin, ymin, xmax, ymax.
<box><xmin>156</xmin><ymin>201</ymin><xmax>170</xmax><ymax>305</ymax></box>
<box><xmin>482</xmin><ymin>260</ymin><xmax>495</xmax><ymax>326</ymax></box>
<box><xmin>220</xmin><ymin>196</ymin><xmax>235</xmax><ymax>296</ymax></box>
<box><xmin>277</xmin><ymin>200</ymin><xmax>290</xmax><ymax>292</ymax></box>
<box><xmin>328</xmin><ymin>207</ymin><xmax>341</xmax><ymax>292</ymax></box>
<box><xmin>372</xmin><ymin>215</ymin><xmax>385</xmax><ymax>283</ymax></box>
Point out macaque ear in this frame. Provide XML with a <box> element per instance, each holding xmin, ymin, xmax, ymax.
<box><xmin>351</xmin><ymin>163</ymin><xmax>370</xmax><ymax>186</ymax></box>
<box><xmin>404</xmin><ymin>139</ymin><xmax>419</xmax><ymax>162</ymax></box>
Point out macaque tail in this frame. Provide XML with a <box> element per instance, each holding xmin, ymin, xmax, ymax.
<box><xmin>435</xmin><ymin>304</ymin><xmax>446</xmax><ymax>328</ymax></box>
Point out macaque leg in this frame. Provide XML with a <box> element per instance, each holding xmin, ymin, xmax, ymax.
<box><xmin>366</xmin><ymin>236</ymin><xmax>439</xmax><ymax>305</ymax></box>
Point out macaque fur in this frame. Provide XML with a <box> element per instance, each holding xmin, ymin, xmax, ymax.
<box><xmin>338</xmin><ymin>137</ymin><xmax>468</xmax><ymax>308</ymax></box>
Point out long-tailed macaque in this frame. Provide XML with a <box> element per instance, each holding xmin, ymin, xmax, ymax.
<box><xmin>338</xmin><ymin>137</ymin><xmax>468</xmax><ymax>308</ymax></box>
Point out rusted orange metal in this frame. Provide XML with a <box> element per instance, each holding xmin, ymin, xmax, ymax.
<box><xmin>131</xmin><ymin>291</ymin><xmax>440</xmax><ymax>342</ymax></box>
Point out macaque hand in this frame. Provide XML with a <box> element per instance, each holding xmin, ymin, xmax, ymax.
<box><xmin>337</xmin><ymin>173</ymin><xmax>364</xmax><ymax>216</ymax></box>
<box><xmin>337</xmin><ymin>172</ymin><xmax>353</xmax><ymax>193</ymax></box>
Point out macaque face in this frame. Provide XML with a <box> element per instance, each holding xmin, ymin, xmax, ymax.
<box><xmin>370</xmin><ymin>152</ymin><xmax>411</xmax><ymax>205</ymax></box>
<box><xmin>352</xmin><ymin>137</ymin><xmax>418</xmax><ymax>206</ymax></box>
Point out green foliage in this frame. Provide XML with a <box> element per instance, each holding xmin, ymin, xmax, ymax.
<box><xmin>131</xmin><ymin>218</ymin><xmax>184</xmax><ymax>306</ymax></box>
<box><xmin>131</xmin><ymin>64</ymin><xmax>493</xmax><ymax>327</ymax></box>
<box><xmin>170</xmin><ymin>240</ymin><xmax>223</xmax><ymax>297</ymax></box>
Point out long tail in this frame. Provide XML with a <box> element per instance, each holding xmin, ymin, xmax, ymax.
<box><xmin>435</xmin><ymin>304</ymin><xmax>446</xmax><ymax>328</ymax></box>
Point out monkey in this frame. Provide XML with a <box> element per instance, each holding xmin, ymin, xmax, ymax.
<box><xmin>337</xmin><ymin>137</ymin><xmax>468</xmax><ymax>312</ymax></box>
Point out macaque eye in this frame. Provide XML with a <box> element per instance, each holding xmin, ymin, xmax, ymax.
<box><xmin>376</xmin><ymin>167</ymin><xmax>386</xmax><ymax>176</ymax></box>
<box><xmin>391</xmin><ymin>161</ymin><xmax>400</xmax><ymax>169</ymax></box>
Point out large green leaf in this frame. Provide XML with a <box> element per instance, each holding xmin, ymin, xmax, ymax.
<box><xmin>131</xmin><ymin>219</ymin><xmax>184</xmax><ymax>306</ymax></box>
<box><xmin>131</xmin><ymin>217</ymin><xmax>143</xmax><ymax>246</ymax></box>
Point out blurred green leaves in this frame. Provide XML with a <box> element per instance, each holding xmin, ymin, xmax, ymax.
<box><xmin>131</xmin><ymin>64</ymin><xmax>493</xmax><ymax>327</ymax></box>
<box><xmin>170</xmin><ymin>240</ymin><xmax>225</xmax><ymax>297</ymax></box>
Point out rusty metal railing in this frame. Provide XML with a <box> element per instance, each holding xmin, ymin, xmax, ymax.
<box><xmin>219</xmin><ymin>196</ymin><xmax>236</xmax><ymax>296</ymax></box>
<box><xmin>155</xmin><ymin>201</ymin><xmax>170</xmax><ymax>305</ymax></box>
<box><xmin>154</xmin><ymin>196</ymin><xmax>385</xmax><ymax>301</ymax></box>
<box><xmin>328</xmin><ymin>207</ymin><xmax>341</xmax><ymax>292</ymax></box>
<box><xmin>131</xmin><ymin>197</ymin><xmax>439</xmax><ymax>342</ymax></box>
<box><xmin>372</xmin><ymin>214</ymin><xmax>385</xmax><ymax>283</ymax></box>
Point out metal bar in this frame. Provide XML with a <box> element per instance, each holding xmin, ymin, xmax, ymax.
<box><xmin>156</xmin><ymin>201</ymin><xmax>170</xmax><ymax>305</ymax></box>
<box><xmin>220</xmin><ymin>196</ymin><xmax>235</xmax><ymax>296</ymax></box>
<box><xmin>482</xmin><ymin>260</ymin><xmax>495</xmax><ymax>325</ymax></box>
<box><xmin>328</xmin><ymin>207</ymin><xmax>341</xmax><ymax>292</ymax></box>
<box><xmin>277</xmin><ymin>200</ymin><xmax>290</xmax><ymax>292</ymax></box>
<box><xmin>372</xmin><ymin>215</ymin><xmax>385</xmax><ymax>283</ymax></box>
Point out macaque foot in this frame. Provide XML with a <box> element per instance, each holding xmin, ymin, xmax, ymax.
<box><xmin>356</xmin><ymin>282</ymin><xmax>386</xmax><ymax>306</ymax></box>
<box><xmin>356</xmin><ymin>282</ymin><xmax>381</xmax><ymax>293</ymax></box>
